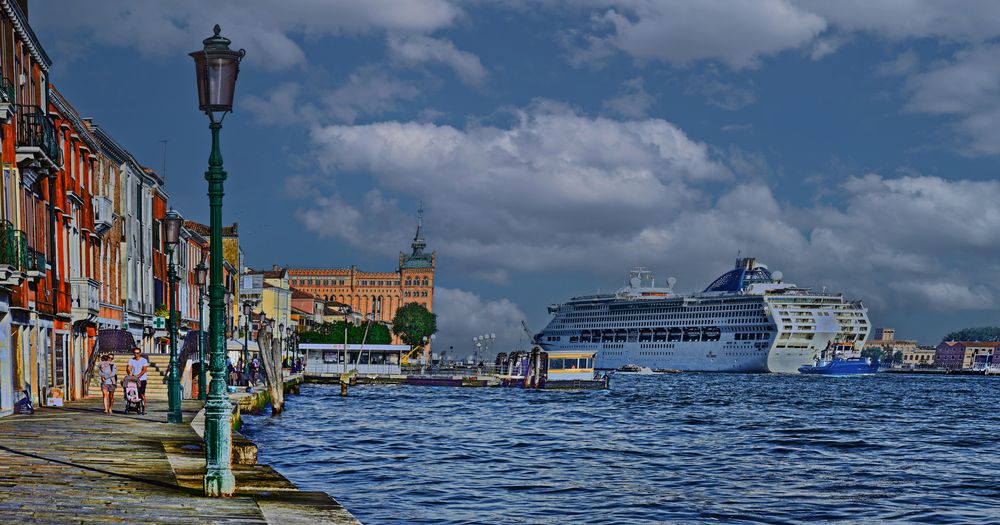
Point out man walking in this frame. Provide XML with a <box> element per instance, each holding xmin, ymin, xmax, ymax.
<box><xmin>127</xmin><ymin>347</ymin><xmax>149</xmax><ymax>414</ymax></box>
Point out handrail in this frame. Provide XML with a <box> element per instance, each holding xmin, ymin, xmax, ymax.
<box><xmin>0</xmin><ymin>77</ymin><xmax>14</xmax><ymax>103</ymax></box>
<box><xmin>15</xmin><ymin>104</ymin><xmax>60</xmax><ymax>165</ymax></box>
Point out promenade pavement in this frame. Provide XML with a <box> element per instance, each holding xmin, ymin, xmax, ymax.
<box><xmin>0</xmin><ymin>395</ymin><xmax>358</xmax><ymax>524</ymax></box>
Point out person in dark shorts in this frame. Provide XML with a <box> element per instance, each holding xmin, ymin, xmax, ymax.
<box><xmin>127</xmin><ymin>347</ymin><xmax>149</xmax><ymax>413</ymax></box>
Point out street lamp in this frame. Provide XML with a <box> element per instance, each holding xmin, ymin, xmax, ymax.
<box><xmin>163</xmin><ymin>208</ymin><xmax>184</xmax><ymax>424</ymax></box>
<box><xmin>242</xmin><ymin>301</ymin><xmax>252</xmax><ymax>378</ymax></box>
<box><xmin>278</xmin><ymin>322</ymin><xmax>285</xmax><ymax>368</ymax></box>
<box><xmin>285</xmin><ymin>326</ymin><xmax>292</xmax><ymax>367</ymax></box>
<box><xmin>194</xmin><ymin>249</ymin><xmax>208</xmax><ymax>401</ymax></box>
<box><xmin>191</xmin><ymin>23</ymin><xmax>244</xmax><ymax>497</ymax></box>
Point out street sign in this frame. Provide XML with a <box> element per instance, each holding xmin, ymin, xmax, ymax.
<box><xmin>153</xmin><ymin>316</ymin><xmax>166</xmax><ymax>329</ymax></box>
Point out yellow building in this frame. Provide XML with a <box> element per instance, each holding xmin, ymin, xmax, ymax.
<box><xmin>287</xmin><ymin>213</ymin><xmax>435</xmax><ymax>344</ymax></box>
<box><xmin>241</xmin><ymin>266</ymin><xmax>292</xmax><ymax>337</ymax></box>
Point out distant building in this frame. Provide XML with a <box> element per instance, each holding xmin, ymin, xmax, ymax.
<box><xmin>864</xmin><ymin>326</ymin><xmax>917</xmax><ymax>354</ymax></box>
<box><xmin>934</xmin><ymin>341</ymin><xmax>1000</xmax><ymax>370</ymax></box>
<box><xmin>899</xmin><ymin>346</ymin><xmax>936</xmax><ymax>367</ymax></box>
<box><xmin>286</xmin><ymin>209</ymin><xmax>434</xmax><ymax>346</ymax></box>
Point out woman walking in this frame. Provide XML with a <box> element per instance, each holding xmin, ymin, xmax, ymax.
<box><xmin>97</xmin><ymin>353</ymin><xmax>117</xmax><ymax>414</ymax></box>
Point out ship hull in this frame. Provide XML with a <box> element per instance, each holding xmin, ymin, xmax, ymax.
<box><xmin>546</xmin><ymin>341</ymin><xmax>820</xmax><ymax>373</ymax></box>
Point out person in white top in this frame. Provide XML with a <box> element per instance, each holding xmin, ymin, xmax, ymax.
<box><xmin>127</xmin><ymin>347</ymin><xmax>149</xmax><ymax>412</ymax></box>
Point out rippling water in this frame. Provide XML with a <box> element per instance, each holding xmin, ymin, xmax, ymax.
<box><xmin>242</xmin><ymin>374</ymin><xmax>1000</xmax><ymax>524</ymax></box>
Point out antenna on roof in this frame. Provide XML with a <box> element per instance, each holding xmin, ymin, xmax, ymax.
<box><xmin>160</xmin><ymin>139</ymin><xmax>168</xmax><ymax>179</ymax></box>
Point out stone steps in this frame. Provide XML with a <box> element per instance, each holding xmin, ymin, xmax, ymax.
<box><xmin>89</xmin><ymin>354</ymin><xmax>174</xmax><ymax>400</ymax></box>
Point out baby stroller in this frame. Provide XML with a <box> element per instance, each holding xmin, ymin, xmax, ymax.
<box><xmin>122</xmin><ymin>375</ymin><xmax>144</xmax><ymax>415</ymax></box>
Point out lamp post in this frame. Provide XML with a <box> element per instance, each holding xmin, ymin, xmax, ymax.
<box><xmin>242</xmin><ymin>301</ymin><xmax>252</xmax><ymax>378</ymax></box>
<box><xmin>195</xmin><ymin>249</ymin><xmax>208</xmax><ymax>401</ymax></box>
<box><xmin>278</xmin><ymin>322</ymin><xmax>285</xmax><ymax>368</ymax></box>
<box><xmin>163</xmin><ymin>208</ymin><xmax>184</xmax><ymax>424</ymax></box>
<box><xmin>285</xmin><ymin>326</ymin><xmax>292</xmax><ymax>366</ymax></box>
<box><xmin>257</xmin><ymin>311</ymin><xmax>267</xmax><ymax>375</ymax></box>
<box><xmin>191</xmin><ymin>24</ymin><xmax>244</xmax><ymax>497</ymax></box>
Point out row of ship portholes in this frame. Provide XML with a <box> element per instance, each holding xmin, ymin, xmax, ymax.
<box><xmin>572</xmin><ymin>327</ymin><xmax>723</xmax><ymax>344</ymax></box>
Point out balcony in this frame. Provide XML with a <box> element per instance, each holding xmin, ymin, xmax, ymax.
<box><xmin>0</xmin><ymin>77</ymin><xmax>14</xmax><ymax>123</ymax></box>
<box><xmin>94</xmin><ymin>196</ymin><xmax>114</xmax><ymax>234</ymax></box>
<box><xmin>25</xmin><ymin>248</ymin><xmax>46</xmax><ymax>279</ymax></box>
<box><xmin>0</xmin><ymin>221</ymin><xmax>26</xmax><ymax>285</ymax></box>
<box><xmin>70</xmin><ymin>277</ymin><xmax>100</xmax><ymax>323</ymax></box>
<box><xmin>15</xmin><ymin>104</ymin><xmax>61</xmax><ymax>169</ymax></box>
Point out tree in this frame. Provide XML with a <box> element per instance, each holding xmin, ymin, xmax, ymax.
<box><xmin>861</xmin><ymin>347</ymin><xmax>884</xmax><ymax>362</ymax></box>
<box><xmin>941</xmin><ymin>326</ymin><xmax>1000</xmax><ymax>343</ymax></box>
<box><xmin>298</xmin><ymin>321</ymin><xmax>391</xmax><ymax>345</ymax></box>
<box><xmin>392</xmin><ymin>302</ymin><xmax>437</xmax><ymax>346</ymax></box>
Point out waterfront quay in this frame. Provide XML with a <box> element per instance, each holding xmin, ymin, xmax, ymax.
<box><xmin>0</xmin><ymin>390</ymin><xmax>358</xmax><ymax>524</ymax></box>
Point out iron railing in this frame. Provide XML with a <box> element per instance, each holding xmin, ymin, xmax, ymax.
<box><xmin>27</xmin><ymin>248</ymin><xmax>46</xmax><ymax>273</ymax></box>
<box><xmin>0</xmin><ymin>77</ymin><xmax>14</xmax><ymax>104</ymax></box>
<box><xmin>0</xmin><ymin>220</ymin><xmax>31</xmax><ymax>271</ymax></box>
<box><xmin>15</xmin><ymin>104</ymin><xmax>60</xmax><ymax>165</ymax></box>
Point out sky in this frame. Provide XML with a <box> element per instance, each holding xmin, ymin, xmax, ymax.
<box><xmin>28</xmin><ymin>0</ymin><xmax>1000</xmax><ymax>355</ymax></box>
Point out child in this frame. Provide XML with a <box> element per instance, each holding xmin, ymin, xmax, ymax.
<box><xmin>97</xmin><ymin>353</ymin><xmax>117</xmax><ymax>414</ymax></box>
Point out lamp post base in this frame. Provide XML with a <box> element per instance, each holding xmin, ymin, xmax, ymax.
<box><xmin>203</xmin><ymin>395</ymin><xmax>235</xmax><ymax>496</ymax></box>
<box><xmin>204</xmin><ymin>469</ymin><xmax>236</xmax><ymax>497</ymax></box>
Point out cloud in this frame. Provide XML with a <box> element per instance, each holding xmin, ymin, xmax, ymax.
<box><xmin>294</xmin><ymin>100</ymin><xmax>1000</xmax><ymax>317</ymax></box>
<box><xmin>34</xmin><ymin>0</ymin><xmax>462</xmax><ymax>69</ymax></box>
<box><xmin>388</xmin><ymin>35</ymin><xmax>488</xmax><ymax>86</ymax></box>
<box><xmin>601</xmin><ymin>77</ymin><xmax>654</xmax><ymax>118</ymax></box>
<box><xmin>876</xmin><ymin>50</ymin><xmax>919</xmax><ymax>77</ymax></box>
<box><xmin>433</xmin><ymin>288</ymin><xmax>529</xmax><ymax>361</ymax></box>
<box><xmin>686</xmin><ymin>68</ymin><xmax>756</xmax><ymax>110</ymax></box>
<box><xmin>244</xmin><ymin>68</ymin><xmax>419</xmax><ymax>125</ymax></box>
<box><xmin>902</xmin><ymin>44</ymin><xmax>1000</xmax><ymax>155</ymax></box>
<box><xmin>570</xmin><ymin>0</ymin><xmax>826</xmax><ymax>69</ymax></box>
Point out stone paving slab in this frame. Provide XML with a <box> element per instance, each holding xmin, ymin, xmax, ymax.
<box><xmin>0</xmin><ymin>397</ymin><xmax>359</xmax><ymax>524</ymax></box>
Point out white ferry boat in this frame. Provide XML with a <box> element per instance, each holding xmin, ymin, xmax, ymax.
<box><xmin>535</xmin><ymin>258</ymin><xmax>870</xmax><ymax>373</ymax></box>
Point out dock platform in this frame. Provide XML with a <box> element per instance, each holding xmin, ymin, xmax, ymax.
<box><xmin>0</xmin><ymin>395</ymin><xmax>358</xmax><ymax>524</ymax></box>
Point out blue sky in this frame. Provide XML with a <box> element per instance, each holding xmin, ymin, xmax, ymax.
<box><xmin>30</xmin><ymin>1</ymin><xmax>1000</xmax><ymax>354</ymax></box>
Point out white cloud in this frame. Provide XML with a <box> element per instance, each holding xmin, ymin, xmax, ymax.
<box><xmin>433</xmin><ymin>288</ymin><xmax>528</xmax><ymax>361</ymax></box>
<box><xmin>388</xmin><ymin>35</ymin><xmax>488</xmax><ymax>86</ymax></box>
<box><xmin>570</xmin><ymin>0</ymin><xmax>826</xmax><ymax>69</ymax></box>
<box><xmin>244</xmin><ymin>68</ymin><xmax>419</xmax><ymax>125</ymax></box>
<box><xmin>601</xmin><ymin>77</ymin><xmax>654</xmax><ymax>118</ymax></box>
<box><xmin>685</xmin><ymin>68</ymin><xmax>757</xmax><ymax>110</ymax></box>
<box><xmin>35</xmin><ymin>0</ymin><xmax>462</xmax><ymax>69</ymax></box>
<box><xmin>294</xmin><ymin>101</ymin><xmax>1000</xmax><ymax>316</ymax></box>
<box><xmin>902</xmin><ymin>45</ymin><xmax>1000</xmax><ymax>155</ymax></box>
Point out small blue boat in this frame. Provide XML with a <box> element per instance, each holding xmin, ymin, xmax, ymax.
<box><xmin>798</xmin><ymin>357</ymin><xmax>879</xmax><ymax>375</ymax></box>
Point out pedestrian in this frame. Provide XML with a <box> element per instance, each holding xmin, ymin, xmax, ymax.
<box><xmin>97</xmin><ymin>353</ymin><xmax>117</xmax><ymax>414</ymax></box>
<box><xmin>126</xmin><ymin>347</ymin><xmax>149</xmax><ymax>413</ymax></box>
<box><xmin>227</xmin><ymin>358</ymin><xmax>238</xmax><ymax>385</ymax></box>
<box><xmin>250</xmin><ymin>356</ymin><xmax>261</xmax><ymax>384</ymax></box>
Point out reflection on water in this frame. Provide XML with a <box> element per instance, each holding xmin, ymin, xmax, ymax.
<box><xmin>243</xmin><ymin>374</ymin><xmax>1000</xmax><ymax>524</ymax></box>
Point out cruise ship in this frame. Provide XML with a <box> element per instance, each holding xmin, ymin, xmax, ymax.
<box><xmin>535</xmin><ymin>258</ymin><xmax>870</xmax><ymax>373</ymax></box>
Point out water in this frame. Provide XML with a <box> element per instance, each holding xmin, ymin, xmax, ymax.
<box><xmin>243</xmin><ymin>374</ymin><xmax>1000</xmax><ymax>524</ymax></box>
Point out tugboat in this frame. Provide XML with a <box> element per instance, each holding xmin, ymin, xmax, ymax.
<box><xmin>798</xmin><ymin>343</ymin><xmax>879</xmax><ymax>375</ymax></box>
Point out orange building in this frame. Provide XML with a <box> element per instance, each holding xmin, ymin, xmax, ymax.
<box><xmin>287</xmin><ymin>214</ymin><xmax>435</xmax><ymax>344</ymax></box>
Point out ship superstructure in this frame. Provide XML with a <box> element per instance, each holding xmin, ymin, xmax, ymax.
<box><xmin>536</xmin><ymin>258</ymin><xmax>870</xmax><ymax>373</ymax></box>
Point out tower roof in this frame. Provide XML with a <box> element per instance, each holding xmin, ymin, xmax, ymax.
<box><xmin>401</xmin><ymin>203</ymin><xmax>433</xmax><ymax>269</ymax></box>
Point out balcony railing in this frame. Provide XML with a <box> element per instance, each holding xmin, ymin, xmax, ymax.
<box><xmin>0</xmin><ymin>77</ymin><xmax>13</xmax><ymax>104</ymax></box>
<box><xmin>70</xmin><ymin>277</ymin><xmax>99</xmax><ymax>321</ymax></box>
<box><xmin>15</xmin><ymin>104</ymin><xmax>60</xmax><ymax>165</ymax></box>
<box><xmin>94</xmin><ymin>196</ymin><xmax>114</xmax><ymax>234</ymax></box>
<box><xmin>26</xmin><ymin>248</ymin><xmax>45</xmax><ymax>276</ymax></box>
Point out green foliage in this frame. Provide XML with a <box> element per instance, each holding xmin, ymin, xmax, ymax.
<box><xmin>941</xmin><ymin>326</ymin><xmax>1000</xmax><ymax>343</ymax></box>
<box><xmin>861</xmin><ymin>347</ymin><xmax>884</xmax><ymax>361</ymax></box>
<box><xmin>154</xmin><ymin>304</ymin><xmax>169</xmax><ymax>317</ymax></box>
<box><xmin>892</xmin><ymin>351</ymin><xmax>904</xmax><ymax>365</ymax></box>
<box><xmin>392</xmin><ymin>302</ymin><xmax>438</xmax><ymax>346</ymax></box>
<box><xmin>298</xmin><ymin>321</ymin><xmax>391</xmax><ymax>345</ymax></box>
